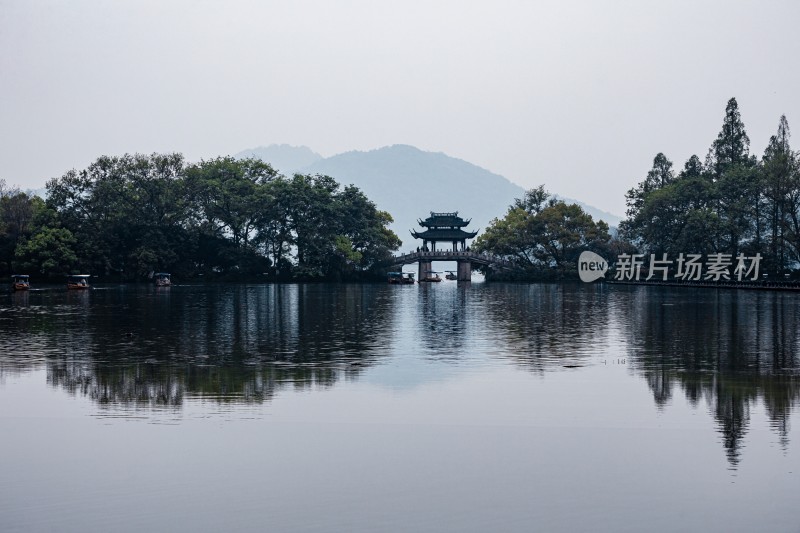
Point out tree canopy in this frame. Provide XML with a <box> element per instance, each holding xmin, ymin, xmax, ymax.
<box><xmin>0</xmin><ymin>154</ymin><xmax>400</xmax><ymax>282</ymax></box>
<box><xmin>620</xmin><ymin>98</ymin><xmax>800</xmax><ymax>275</ymax></box>
<box><xmin>473</xmin><ymin>185</ymin><xmax>612</xmax><ymax>279</ymax></box>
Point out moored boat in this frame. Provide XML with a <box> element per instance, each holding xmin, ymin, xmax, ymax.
<box><xmin>154</xmin><ymin>272</ymin><xmax>171</xmax><ymax>287</ymax></box>
<box><xmin>67</xmin><ymin>274</ymin><xmax>91</xmax><ymax>290</ymax></box>
<box><xmin>445</xmin><ymin>271</ymin><xmax>457</xmax><ymax>280</ymax></box>
<box><xmin>418</xmin><ymin>271</ymin><xmax>442</xmax><ymax>283</ymax></box>
<box><xmin>11</xmin><ymin>274</ymin><xmax>30</xmax><ymax>291</ymax></box>
<box><xmin>388</xmin><ymin>271</ymin><xmax>416</xmax><ymax>284</ymax></box>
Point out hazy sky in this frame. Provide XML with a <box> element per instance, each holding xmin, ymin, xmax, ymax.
<box><xmin>2</xmin><ymin>0</ymin><xmax>799</xmax><ymax>215</ymax></box>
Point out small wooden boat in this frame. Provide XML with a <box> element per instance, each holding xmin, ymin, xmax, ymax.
<box><xmin>67</xmin><ymin>274</ymin><xmax>91</xmax><ymax>290</ymax></box>
<box><xmin>154</xmin><ymin>272</ymin><xmax>172</xmax><ymax>287</ymax></box>
<box><xmin>445</xmin><ymin>271</ymin><xmax>457</xmax><ymax>280</ymax></box>
<box><xmin>11</xmin><ymin>274</ymin><xmax>30</xmax><ymax>291</ymax></box>
<box><xmin>418</xmin><ymin>271</ymin><xmax>442</xmax><ymax>283</ymax></box>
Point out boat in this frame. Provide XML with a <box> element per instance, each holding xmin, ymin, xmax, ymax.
<box><xmin>388</xmin><ymin>272</ymin><xmax>416</xmax><ymax>284</ymax></box>
<box><xmin>445</xmin><ymin>271</ymin><xmax>457</xmax><ymax>280</ymax></box>
<box><xmin>154</xmin><ymin>272</ymin><xmax>171</xmax><ymax>287</ymax></box>
<box><xmin>67</xmin><ymin>274</ymin><xmax>91</xmax><ymax>290</ymax></box>
<box><xmin>418</xmin><ymin>271</ymin><xmax>442</xmax><ymax>283</ymax></box>
<box><xmin>11</xmin><ymin>274</ymin><xmax>30</xmax><ymax>291</ymax></box>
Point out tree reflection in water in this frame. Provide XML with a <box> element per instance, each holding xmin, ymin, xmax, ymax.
<box><xmin>1</xmin><ymin>284</ymin><xmax>394</xmax><ymax>408</ymax></box>
<box><xmin>613</xmin><ymin>286</ymin><xmax>800</xmax><ymax>466</ymax></box>
<box><xmin>478</xmin><ymin>284</ymin><xmax>799</xmax><ymax>467</ymax></box>
<box><xmin>1</xmin><ymin>283</ymin><xmax>798</xmax><ymax>467</ymax></box>
<box><xmin>480</xmin><ymin>283</ymin><xmax>613</xmax><ymax>373</ymax></box>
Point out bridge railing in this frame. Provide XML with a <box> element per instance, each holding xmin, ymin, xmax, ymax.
<box><xmin>390</xmin><ymin>250</ymin><xmax>515</xmax><ymax>269</ymax></box>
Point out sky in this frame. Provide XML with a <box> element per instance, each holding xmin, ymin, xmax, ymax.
<box><xmin>2</xmin><ymin>0</ymin><xmax>799</xmax><ymax>216</ymax></box>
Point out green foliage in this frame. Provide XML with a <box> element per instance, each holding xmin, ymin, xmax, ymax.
<box><xmin>14</xmin><ymin>226</ymin><xmax>78</xmax><ymax>277</ymax></box>
<box><xmin>0</xmin><ymin>185</ymin><xmax>46</xmax><ymax>275</ymax></box>
<box><xmin>710</xmin><ymin>97</ymin><xmax>752</xmax><ymax>177</ymax></box>
<box><xmin>2</xmin><ymin>153</ymin><xmax>401</xmax><ymax>282</ymax></box>
<box><xmin>474</xmin><ymin>187</ymin><xmax>610</xmax><ymax>279</ymax></box>
<box><xmin>620</xmin><ymin>98</ymin><xmax>800</xmax><ymax>275</ymax></box>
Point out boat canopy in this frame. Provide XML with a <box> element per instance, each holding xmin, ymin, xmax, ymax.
<box><xmin>11</xmin><ymin>274</ymin><xmax>29</xmax><ymax>279</ymax></box>
<box><xmin>68</xmin><ymin>274</ymin><xmax>91</xmax><ymax>279</ymax></box>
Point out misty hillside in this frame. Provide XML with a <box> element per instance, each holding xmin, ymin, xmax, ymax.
<box><xmin>303</xmin><ymin>145</ymin><xmax>525</xmax><ymax>250</ymax></box>
<box><xmin>238</xmin><ymin>144</ymin><xmax>621</xmax><ymax>250</ymax></box>
<box><xmin>235</xmin><ymin>144</ymin><xmax>322</xmax><ymax>174</ymax></box>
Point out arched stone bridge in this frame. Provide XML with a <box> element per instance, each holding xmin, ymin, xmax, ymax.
<box><xmin>387</xmin><ymin>250</ymin><xmax>517</xmax><ymax>281</ymax></box>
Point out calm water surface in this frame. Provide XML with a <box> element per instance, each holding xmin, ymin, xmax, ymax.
<box><xmin>1</xmin><ymin>282</ymin><xmax>798</xmax><ymax>532</ymax></box>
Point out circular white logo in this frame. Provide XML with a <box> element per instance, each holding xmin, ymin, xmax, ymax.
<box><xmin>578</xmin><ymin>251</ymin><xmax>608</xmax><ymax>282</ymax></box>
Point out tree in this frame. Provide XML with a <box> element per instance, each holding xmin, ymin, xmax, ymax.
<box><xmin>47</xmin><ymin>153</ymin><xmax>192</xmax><ymax>278</ymax></box>
<box><xmin>704</xmin><ymin>99</ymin><xmax>760</xmax><ymax>259</ymax></box>
<box><xmin>266</xmin><ymin>174</ymin><xmax>400</xmax><ymax>280</ymax></box>
<box><xmin>14</xmin><ymin>226</ymin><xmax>79</xmax><ymax>278</ymax></box>
<box><xmin>620</xmin><ymin>99</ymin><xmax>769</xmax><ymax>261</ymax></box>
<box><xmin>535</xmin><ymin>202</ymin><xmax>610</xmax><ymax>271</ymax></box>
<box><xmin>623</xmin><ymin>153</ymin><xmax>675</xmax><ymax>233</ymax></box>
<box><xmin>335</xmin><ymin>185</ymin><xmax>401</xmax><ymax>273</ymax></box>
<box><xmin>474</xmin><ymin>186</ymin><xmax>610</xmax><ymax>278</ymax></box>
<box><xmin>0</xmin><ymin>191</ymin><xmax>41</xmax><ymax>274</ymax></box>
<box><xmin>710</xmin><ymin>97</ymin><xmax>752</xmax><ymax>177</ymax></box>
<box><xmin>762</xmin><ymin>115</ymin><xmax>797</xmax><ymax>271</ymax></box>
<box><xmin>39</xmin><ymin>152</ymin><xmax>399</xmax><ymax>281</ymax></box>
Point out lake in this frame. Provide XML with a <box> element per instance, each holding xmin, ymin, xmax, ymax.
<box><xmin>1</xmin><ymin>282</ymin><xmax>798</xmax><ymax>532</ymax></box>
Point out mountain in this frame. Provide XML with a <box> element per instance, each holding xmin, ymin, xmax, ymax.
<box><xmin>301</xmin><ymin>145</ymin><xmax>525</xmax><ymax>250</ymax></box>
<box><xmin>235</xmin><ymin>144</ymin><xmax>322</xmax><ymax>174</ymax></box>
<box><xmin>238</xmin><ymin>144</ymin><xmax>621</xmax><ymax>250</ymax></box>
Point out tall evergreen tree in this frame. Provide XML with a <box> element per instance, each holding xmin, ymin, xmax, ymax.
<box><xmin>711</xmin><ymin>97</ymin><xmax>752</xmax><ymax>177</ymax></box>
<box><xmin>762</xmin><ymin>115</ymin><xmax>793</xmax><ymax>270</ymax></box>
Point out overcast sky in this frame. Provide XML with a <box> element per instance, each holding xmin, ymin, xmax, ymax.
<box><xmin>2</xmin><ymin>0</ymin><xmax>799</xmax><ymax>215</ymax></box>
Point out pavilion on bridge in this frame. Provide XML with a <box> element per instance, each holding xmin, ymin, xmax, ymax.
<box><xmin>411</xmin><ymin>212</ymin><xmax>478</xmax><ymax>252</ymax></box>
<box><xmin>409</xmin><ymin>212</ymin><xmax>479</xmax><ymax>281</ymax></box>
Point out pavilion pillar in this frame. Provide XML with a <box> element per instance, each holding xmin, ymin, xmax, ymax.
<box><xmin>457</xmin><ymin>260</ymin><xmax>472</xmax><ymax>282</ymax></box>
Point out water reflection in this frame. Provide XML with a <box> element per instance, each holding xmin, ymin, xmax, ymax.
<box><xmin>480</xmin><ymin>283</ymin><xmax>614</xmax><ymax>372</ymax></box>
<box><xmin>1</xmin><ymin>284</ymin><xmax>394</xmax><ymax>406</ymax></box>
<box><xmin>415</xmin><ymin>283</ymin><xmax>471</xmax><ymax>360</ymax></box>
<box><xmin>612</xmin><ymin>286</ymin><xmax>800</xmax><ymax>466</ymax></box>
<box><xmin>1</xmin><ymin>283</ymin><xmax>799</xmax><ymax>467</ymax></box>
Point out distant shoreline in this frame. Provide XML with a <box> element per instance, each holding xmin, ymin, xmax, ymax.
<box><xmin>606</xmin><ymin>279</ymin><xmax>800</xmax><ymax>291</ymax></box>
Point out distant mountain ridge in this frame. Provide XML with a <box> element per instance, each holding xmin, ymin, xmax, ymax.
<box><xmin>234</xmin><ymin>144</ymin><xmax>621</xmax><ymax>249</ymax></box>
<box><xmin>235</xmin><ymin>144</ymin><xmax>322</xmax><ymax>173</ymax></box>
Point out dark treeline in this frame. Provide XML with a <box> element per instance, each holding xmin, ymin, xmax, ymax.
<box><xmin>0</xmin><ymin>154</ymin><xmax>400</xmax><ymax>281</ymax></box>
<box><xmin>621</xmin><ymin>97</ymin><xmax>800</xmax><ymax>275</ymax></box>
<box><xmin>4</xmin><ymin>97</ymin><xmax>792</xmax><ymax>284</ymax></box>
<box><xmin>472</xmin><ymin>97</ymin><xmax>800</xmax><ymax>280</ymax></box>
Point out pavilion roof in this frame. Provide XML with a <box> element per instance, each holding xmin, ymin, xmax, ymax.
<box><xmin>411</xmin><ymin>228</ymin><xmax>478</xmax><ymax>240</ymax></box>
<box><xmin>418</xmin><ymin>211</ymin><xmax>472</xmax><ymax>228</ymax></box>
